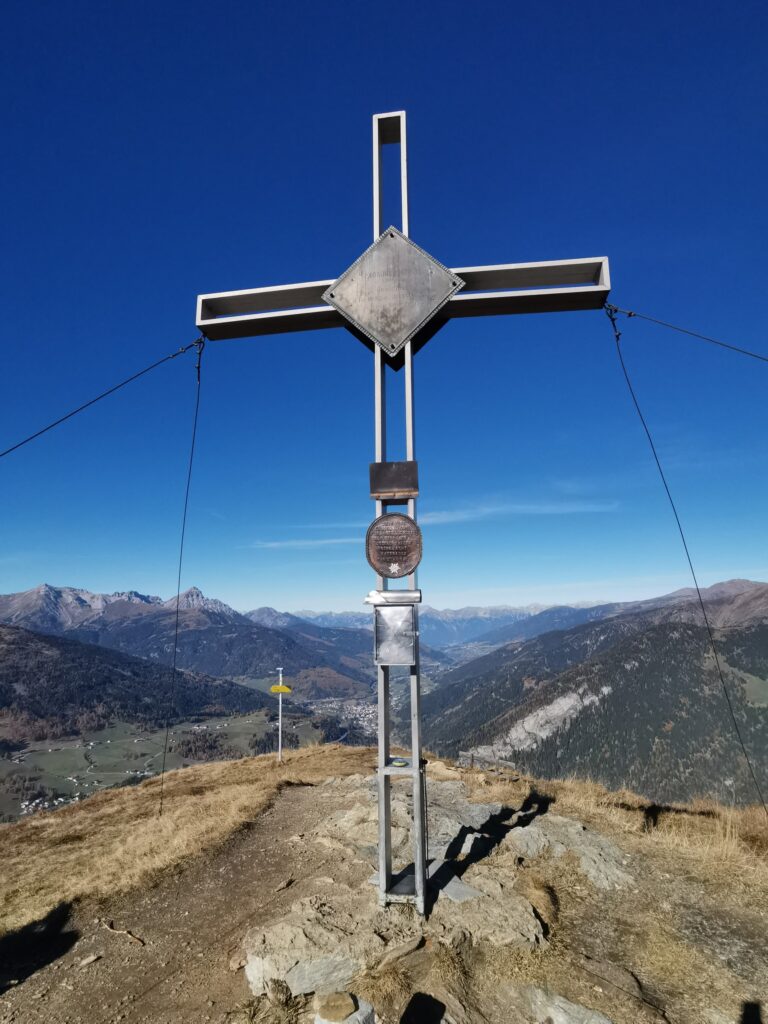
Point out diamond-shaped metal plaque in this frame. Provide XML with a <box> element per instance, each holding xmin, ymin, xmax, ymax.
<box><xmin>323</xmin><ymin>227</ymin><xmax>464</xmax><ymax>358</ymax></box>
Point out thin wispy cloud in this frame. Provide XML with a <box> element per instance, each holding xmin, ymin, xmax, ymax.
<box><xmin>266</xmin><ymin>500</ymin><xmax>618</xmax><ymax>539</ymax></box>
<box><xmin>419</xmin><ymin>500</ymin><xmax>618</xmax><ymax>525</ymax></box>
<box><xmin>287</xmin><ymin>521</ymin><xmax>369</xmax><ymax>530</ymax></box>
<box><xmin>249</xmin><ymin>537</ymin><xmax>360</xmax><ymax>550</ymax></box>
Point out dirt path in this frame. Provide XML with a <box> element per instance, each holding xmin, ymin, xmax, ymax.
<box><xmin>0</xmin><ymin>780</ymin><xmax>369</xmax><ymax>1024</ymax></box>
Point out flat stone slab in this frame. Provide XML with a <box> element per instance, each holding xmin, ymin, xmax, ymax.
<box><xmin>313</xmin><ymin>991</ymin><xmax>356</xmax><ymax>1021</ymax></box>
<box><xmin>502</xmin><ymin>813</ymin><xmax>633</xmax><ymax>890</ymax></box>
<box><xmin>440</xmin><ymin>873</ymin><xmax>485</xmax><ymax>903</ymax></box>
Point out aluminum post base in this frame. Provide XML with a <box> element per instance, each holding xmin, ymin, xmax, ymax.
<box><xmin>376</xmin><ymin>759</ymin><xmax>427</xmax><ymax>916</ymax></box>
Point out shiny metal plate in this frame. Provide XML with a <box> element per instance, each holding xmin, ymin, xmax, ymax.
<box><xmin>366</xmin><ymin>513</ymin><xmax>422</xmax><ymax>579</ymax></box>
<box><xmin>364</xmin><ymin>589</ymin><xmax>422</xmax><ymax>606</ymax></box>
<box><xmin>374</xmin><ymin>604</ymin><xmax>416</xmax><ymax>666</ymax></box>
<box><xmin>323</xmin><ymin>227</ymin><xmax>464</xmax><ymax>357</ymax></box>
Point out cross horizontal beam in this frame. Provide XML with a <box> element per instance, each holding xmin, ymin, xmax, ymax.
<box><xmin>196</xmin><ymin>255</ymin><xmax>610</xmax><ymax>342</ymax></box>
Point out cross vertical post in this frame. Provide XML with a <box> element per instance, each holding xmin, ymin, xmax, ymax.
<box><xmin>369</xmin><ymin>112</ymin><xmax>427</xmax><ymax>914</ymax></box>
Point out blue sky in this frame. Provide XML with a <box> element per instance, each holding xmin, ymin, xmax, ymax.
<box><xmin>2</xmin><ymin>1</ymin><xmax>768</xmax><ymax>612</ymax></box>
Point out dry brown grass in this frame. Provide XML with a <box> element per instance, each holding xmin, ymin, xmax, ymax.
<box><xmin>460</xmin><ymin>768</ymin><xmax>768</xmax><ymax>1018</ymax></box>
<box><xmin>473</xmin><ymin>843</ymin><xmax>756</xmax><ymax>1024</ymax></box>
<box><xmin>631</xmin><ymin>906</ymin><xmax>747</xmax><ymax>1018</ymax></box>
<box><xmin>355</xmin><ymin>961</ymin><xmax>412</xmax><ymax>1024</ymax></box>
<box><xmin>0</xmin><ymin>744</ymin><xmax>374</xmax><ymax>935</ymax></box>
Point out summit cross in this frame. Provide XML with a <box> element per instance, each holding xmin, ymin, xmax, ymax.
<box><xmin>196</xmin><ymin>111</ymin><xmax>610</xmax><ymax>916</ymax></box>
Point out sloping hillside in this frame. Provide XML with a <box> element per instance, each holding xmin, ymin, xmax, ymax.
<box><xmin>0</xmin><ymin>624</ymin><xmax>269</xmax><ymax>741</ymax></box>
<box><xmin>464</xmin><ymin>622</ymin><xmax>768</xmax><ymax>803</ymax></box>
<box><xmin>421</xmin><ymin>588</ymin><xmax>768</xmax><ymax>803</ymax></box>
<box><xmin>420</xmin><ymin>614</ymin><xmax>652</xmax><ymax>745</ymax></box>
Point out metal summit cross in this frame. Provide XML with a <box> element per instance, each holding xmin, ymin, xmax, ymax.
<box><xmin>197</xmin><ymin>111</ymin><xmax>611</xmax><ymax>916</ymax></box>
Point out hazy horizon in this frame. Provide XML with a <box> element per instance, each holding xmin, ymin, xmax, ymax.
<box><xmin>5</xmin><ymin>573</ymin><xmax>767</xmax><ymax>616</ymax></box>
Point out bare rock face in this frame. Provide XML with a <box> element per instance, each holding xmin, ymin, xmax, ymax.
<box><xmin>315</xmin><ymin>775</ymin><xmax>504</xmax><ymax>862</ymax></box>
<box><xmin>430</xmin><ymin>878</ymin><xmax>544</xmax><ymax>949</ymax></box>
<box><xmin>243</xmin><ymin>886</ymin><xmax>419</xmax><ymax>997</ymax></box>
<box><xmin>506</xmin><ymin>985</ymin><xmax>616</xmax><ymax>1023</ymax></box>
<box><xmin>243</xmin><ymin>878</ymin><xmax>545</xmax><ymax>1000</ymax></box>
<box><xmin>502</xmin><ymin>812</ymin><xmax>633</xmax><ymax>890</ymax></box>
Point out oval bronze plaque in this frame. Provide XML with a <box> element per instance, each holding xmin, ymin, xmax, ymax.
<box><xmin>366</xmin><ymin>513</ymin><xmax>422</xmax><ymax>579</ymax></box>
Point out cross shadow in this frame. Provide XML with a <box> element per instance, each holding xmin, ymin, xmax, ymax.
<box><xmin>425</xmin><ymin>788</ymin><xmax>552</xmax><ymax>915</ymax></box>
<box><xmin>741</xmin><ymin>1003</ymin><xmax>763</xmax><ymax>1024</ymax></box>
<box><xmin>400</xmin><ymin>992</ymin><xmax>446</xmax><ymax>1023</ymax></box>
<box><xmin>612</xmin><ymin>799</ymin><xmax>718</xmax><ymax>832</ymax></box>
<box><xmin>0</xmin><ymin>903</ymin><xmax>79</xmax><ymax>994</ymax></box>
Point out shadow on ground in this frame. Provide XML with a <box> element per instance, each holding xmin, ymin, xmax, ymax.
<box><xmin>400</xmin><ymin>992</ymin><xmax>446</xmax><ymax>1022</ymax></box>
<box><xmin>0</xmin><ymin>902</ymin><xmax>79</xmax><ymax>994</ymax></box>
<box><xmin>741</xmin><ymin>1003</ymin><xmax>763</xmax><ymax>1024</ymax></box>
<box><xmin>613</xmin><ymin>799</ymin><xmax>718</xmax><ymax>832</ymax></box>
<box><xmin>425</xmin><ymin>788</ymin><xmax>552</xmax><ymax>915</ymax></box>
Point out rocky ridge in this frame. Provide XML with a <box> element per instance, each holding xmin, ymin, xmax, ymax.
<box><xmin>240</xmin><ymin>768</ymin><xmax>644</xmax><ymax>1023</ymax></box>
<box><xmin>0</xmin><ymin>746</ymin><xmax>763</xmax><ymax>1024</ymax></box>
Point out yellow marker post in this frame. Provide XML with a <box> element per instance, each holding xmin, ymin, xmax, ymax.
<box><xmin>270</xmin><ymin>668</ymin><xmax>292</xmax><ymax>761</ymax></box>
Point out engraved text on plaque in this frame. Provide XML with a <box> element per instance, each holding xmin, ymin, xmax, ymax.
<box><xmin>365</xmin><ymin>513</ymin><xmax>422</xmax><ymax>579</ymax></box>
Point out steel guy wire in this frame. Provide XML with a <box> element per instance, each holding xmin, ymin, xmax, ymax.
<box><xmin>158</xmin><ymin>338</ymin><xmax>205</xmax><ymax>817</ymax></box>
<box><xmin>605</xmin><ymin>304</ymin><xmax>767</xmax><ymax>819</ymax></box>
<box><xmin>605</xmin><ymin>303</ymin><xmax>768</xmax><ymax>364</ymax></box>
<box><xmin>0</xmin><ymin>337</ymin><xmax>206</xmax><ymax>460</ymax></box>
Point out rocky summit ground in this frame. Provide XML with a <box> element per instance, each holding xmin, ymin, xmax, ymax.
<box><xmin>0</xmin><ymin>747</ymin><xmax>765</xmax><ymax>1024</ymax></box>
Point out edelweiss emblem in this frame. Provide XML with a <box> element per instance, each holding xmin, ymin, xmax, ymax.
<box><xmin>388</xmin><ymin>563</ymin><xmax>401</xmax><ymax>575</ymax></box>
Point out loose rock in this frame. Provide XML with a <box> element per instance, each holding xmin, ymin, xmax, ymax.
<box><xmin>315</xmin><ymin>997</ymin><xmax>375</xmax><ymax>1024</ymax></box>
<box><xmin>312</xmin><ymin>991</ymin><xmax>356</xmax><ymax>1021</ymax></box>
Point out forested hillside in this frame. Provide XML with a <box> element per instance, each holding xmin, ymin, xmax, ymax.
<box><xmin>0</xmin><ymin>624</ymin><xmax>269</xmax><ymax>741</ymax></box>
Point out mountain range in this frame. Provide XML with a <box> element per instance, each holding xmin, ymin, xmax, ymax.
<box><xmin>294</xmin><ymin>605</ymin><xmax>548</xmax><ymax>646</ymax></box>
<box><xmin>2</xmin><ymin>579</ymin><xmax>767</xmax><ymax>804</ymax></box>
<box><xmin>0</xmin><ymin>585</ymin><xmax>377</xmax><ymax>699</ymax></box>
<box><xmin>463</xmin><ymin>579</ymin><xmax>765</xmax><ymax>647</ymax></box>
<box><xmin>0</xmin><ymin>586</ymin><xmax>526</xmax><ymax>697</ymax></box>
<box><xmin>0</xmin><ymin>586</ymin><xmax>568</xmax><ymax>669</ymax></box>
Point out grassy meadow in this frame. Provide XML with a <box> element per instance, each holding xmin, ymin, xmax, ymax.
<box><xmin>0</xmin><ymin>709</ymin><xmax>322</xmax><ymax>820</ymax></box>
